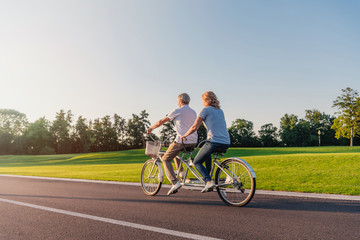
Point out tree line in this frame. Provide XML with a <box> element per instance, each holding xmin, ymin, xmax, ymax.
<box><xmin>0</xmin><ymin>109</ymin><xmax>150</xmax><ymax>155</ymax></box>
<box><xmin>1</xmin><ymin>87</ymin><xmax>359</xmax><ymax>155</ymax></box>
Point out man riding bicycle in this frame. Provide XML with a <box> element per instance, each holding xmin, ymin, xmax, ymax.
<box><xmin>147</xmin><ymin>93</ymin><xmax>198</xmax><ymax>195</ymax></box>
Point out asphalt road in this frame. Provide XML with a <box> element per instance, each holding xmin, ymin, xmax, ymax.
<box><xmin>0</xmin><ymin>175</ymin><xmax>359</xmax><ymax>240</ymax></box>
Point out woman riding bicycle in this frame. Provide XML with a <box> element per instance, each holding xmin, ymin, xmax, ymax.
<box><xmin>181</xmin><ymin>91</ymin><xmax>230</xmax><ymax>193</ymax></box>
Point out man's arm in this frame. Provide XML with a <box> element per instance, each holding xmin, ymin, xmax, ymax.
<box><xmin>147</xmin><ymin>117</ymin><xmax>170</xmax><ymax>134</ymax></box>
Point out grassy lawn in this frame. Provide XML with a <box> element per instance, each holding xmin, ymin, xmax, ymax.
<box><xmin>0</xmin><ymin>146</ymin><xmax>359</xmax><ymax>195</ymax></box>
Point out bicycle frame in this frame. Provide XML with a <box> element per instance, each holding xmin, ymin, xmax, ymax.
<box><xmin>177</xmin><ymin>154</ymin><xmax>206</xmax><ymax>186</ymax></box>
<box><xmin>176</xmin><ymin>151</ymin><xmax>229</xmax><ymax>188</ymax></box>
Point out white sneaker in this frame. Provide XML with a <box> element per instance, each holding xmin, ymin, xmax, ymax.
<box><xmin>167</xmin><ymin>181</ymin><xmax>182</xmax><ymax>195</ymax></box>
<box><xmin>201</xmin><ymin>180</ymin><xmax>215</xmax><ymax>193</ymax></box>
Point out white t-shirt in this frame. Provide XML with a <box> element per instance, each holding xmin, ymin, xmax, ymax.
<box><xmin>167</xmin><ymin>105</ymin><xmax>198</xmax><ymax>144</ymax></box>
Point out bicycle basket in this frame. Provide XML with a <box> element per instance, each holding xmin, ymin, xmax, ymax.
<box><xmin>145</xmin><ymin>141</ymin><xmax>161</xmax><ymax>158</ymax></box>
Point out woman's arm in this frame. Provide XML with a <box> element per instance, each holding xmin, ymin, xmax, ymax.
<box><xmin>180</xmin><ymin>116</ymin><xmax>203</xmax><ymax>141</ymax></box>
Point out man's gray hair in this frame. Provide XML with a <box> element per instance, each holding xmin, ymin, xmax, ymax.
<box><xmin>178</xmin><ymin>93</ymin><xmax>190</xmax><ymax>104</ymax></box>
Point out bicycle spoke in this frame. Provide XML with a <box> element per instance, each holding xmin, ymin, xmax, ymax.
<box><xmin>141</xmin><ymin>159</ymin><xmax>162</xmax><ymax>196</ymax></box>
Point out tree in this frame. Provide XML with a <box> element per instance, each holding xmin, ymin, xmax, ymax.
<box><xmin>0</xmin><ymin>109</ymin><xmax>28</xmax><ymax>154</ymax></box>
<box><xmin>89</xmin><ymin>116</ymin><xmax>119</xmax><ymax>152</ymax></box>
<box><xmin>280</xmin><ymin>114</ymin><xmax>299</xmax><ymax>146</ymax></box>
<box><xmin>280</xmin><ymin>114</ymin><xmax>312</xmax><ymax>147</ymax></box>
<box><xmin>292</xmin><ymin>120</ymin><xmax>312</xmax><ymax>147</ymax></box>
<box><xmin>113</xmin><ymin>114</ymin><xmax>127</xmax><ymax>149</ymax></box>
<box><xmin>24</xmin><ymin>117</ymin><xmax>53</xmax><ymax>154</ymax></box>
<box><xmin>228</xmin><ymin>119</ymin><xmax>258</xmax><ymax>147</ymax></box>
<box><xmin>100</xmin><ymin>115</ymin><xmax>119</xmax><ymax>151</ymax></box>
<box><xmin>126</xmin><ymin>110</ymin><xmax>150</xmax><ymax>148</ymax></box>
<box><xmin>0</xmin><ymin>109</ymin><xmax>28</xmax><ymax>135</ymax></box>
<box><xmin>73</xmin><ymin>116</ymin><xmax>92</xmax><ymax>153</ymax></box>
<box><xmin>159</xmin><ymin>121</ymin><xmax>176</xmax><ymax>146</ymax></box>
<box><xmin>280</xmin><ymin>114</ymin><xmax>298</xmax><ymax>129</ymax></box>
<box><xmin>304</xmin><ymin>109</ymin><xmax>335</xmax><ymax>146</ymax></box>
<box><xmin>90</xmin><ymin>118</ymin><xmax>103</xmax><ymax>152</ymax></box>
<box><xmin>51</xmin><ymin>110</ymin><xmax>73</xmax><ymax>154</ymax></box>
<box><xmin>332</xmin><ymin>87</ymin><xmax>360</xmax><ymax>146</ymax></box>
<box><xmin>258</xmin><ymin>123</ymin><xmax>279</xmax><ymax>147</ymax></box>
<box><xmin>0</xmin><ymin>131</ymin><xmax>13</xmax><ymax>154</ymax></box>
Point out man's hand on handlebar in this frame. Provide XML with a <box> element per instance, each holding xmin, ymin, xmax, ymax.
<box><xmin>180</xmin><ymin>136</ymin><xmax>187</xmax><ymax>143</ymax></box>
<box><xmin>147</xmin><ymin>128</ymin><xmax>153</xmax><ymax>134</ymax></box>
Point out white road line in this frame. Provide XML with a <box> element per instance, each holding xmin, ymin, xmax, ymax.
<box><xmin>0</xmin><ymin>197</ymin><xmax>221</xmax><ymax>240</ymax></box>
<box><xmin>1</xmin><ymin>174</ymin><xmax>360</xmax><ymax>201</ymax></box>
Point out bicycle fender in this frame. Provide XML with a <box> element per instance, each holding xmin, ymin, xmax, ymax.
<box><xmin>155</xmin><ymin>160</ymin><xmax>164</xmax><ymax>182</ymax></box>
<box><xmin>228</xmin><ymin>157</ymin><xmax>257</xmax><ymax>178</ymax></box>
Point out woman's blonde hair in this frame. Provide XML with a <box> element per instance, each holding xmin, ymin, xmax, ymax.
<box><xmin>202</xmin><ymin>91</ymin><xmax>220</xmax><ymax>109</ymax></box>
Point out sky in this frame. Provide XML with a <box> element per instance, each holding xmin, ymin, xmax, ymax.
<box><xmin>1</xmin><ymin>0</ymin><xmax>360</xmax><ymax>133</ymax></box>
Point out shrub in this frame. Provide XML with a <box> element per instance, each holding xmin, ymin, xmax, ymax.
<box><xmin>40</xmin><ymin>146</ymin><xmax>56</xmax><ymax>155</ymax></box>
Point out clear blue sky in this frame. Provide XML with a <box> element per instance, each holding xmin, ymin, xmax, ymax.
<box><xmin>1</xmin><ymin>0</ymin><xmax>359</xmax><ymax>132</ymax></box>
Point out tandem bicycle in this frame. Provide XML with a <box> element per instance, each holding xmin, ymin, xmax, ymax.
<box><xmin>140</xmin><ymin>136</ymin><xmax>256</xmax><ymax>207</ymax></box>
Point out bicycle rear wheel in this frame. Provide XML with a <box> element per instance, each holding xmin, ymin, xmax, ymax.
<box><xmin>141</xmin><ymin>159</ymin><xmax>163</xmax><ymax>196</ymax></box>
<box><xmin>215</xmin><ymin>158</ymin><xmax>256</xmax><ymax>207</ymax></box>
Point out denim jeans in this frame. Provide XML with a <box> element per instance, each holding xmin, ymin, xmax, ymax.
<box><xmin>193</xmin><ymin>141</ymin><xmax>229</xmax><ymax>182</ymax></box>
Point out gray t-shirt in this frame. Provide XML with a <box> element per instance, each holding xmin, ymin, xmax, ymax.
<box><xmin>199</xmin><ymin>106</ymin><xmax>230</xmax><ymax>145</ymax></box>
<box><xmin>167</xmin><ymin>105</ymin><xmax>198</xmax><ymax>144</ymax></box>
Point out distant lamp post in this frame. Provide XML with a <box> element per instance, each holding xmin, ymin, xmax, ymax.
<box><xmin>318</xmin><ymin>130</ymin><xmax>321</xmax><ymax>146</ymax></box>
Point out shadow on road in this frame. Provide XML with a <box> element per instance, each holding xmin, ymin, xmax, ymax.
<box><xmin>0</xmin><ymin>193</ymin><xmax>225</xmax><ymax>207</ymax></box>
<box><xmin>249</xmin><ymin>195</ymin><xmax>360</xmax><ymax>213</ymax></box>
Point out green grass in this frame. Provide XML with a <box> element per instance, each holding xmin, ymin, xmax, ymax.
<box><xmin>0</xmin><ymin>146</ymin><xmax>359</xmax><ymax>195</ymax></box>
<box><xmin>0</xmin><ymin>150</ymin><xmax>147</xmax><ymax>182</ymax></box>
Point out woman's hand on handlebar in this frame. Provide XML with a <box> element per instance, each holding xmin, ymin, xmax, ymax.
<box><xmin>147</xmin><ymin>128</ymin><xmax>153</xmax><ymax>134</ymax></box>
<box><xmin>180</xmin><ymin>136</ymin><xmax>187</xmax><ymax>143</ymax></box>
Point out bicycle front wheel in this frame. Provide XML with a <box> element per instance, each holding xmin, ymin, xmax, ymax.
<box><xmin>141</xmin><ymin>159</ymin><xmax>163</xmax><ymax>196</ymax></box>
<box><xmin>215</xmin><ymin>158</ymin><xmax>256</xmax><ymax>207</ymax></box>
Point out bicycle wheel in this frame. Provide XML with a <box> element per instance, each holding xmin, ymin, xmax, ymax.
<box><xmin>215</xmin><ymin>158</ymin><xmax>256</xmax><ymax>207</ymax></box>
<box><xmin>141</xmin><ymin>159</ymin><xmax>163</xmax><ymax>196</ymax></box>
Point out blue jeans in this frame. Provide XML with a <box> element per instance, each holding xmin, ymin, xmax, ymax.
<box><xmin>193</xmin><ymin>141</ymin><xmax>229</xmax><ymax>182</ymax></box>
